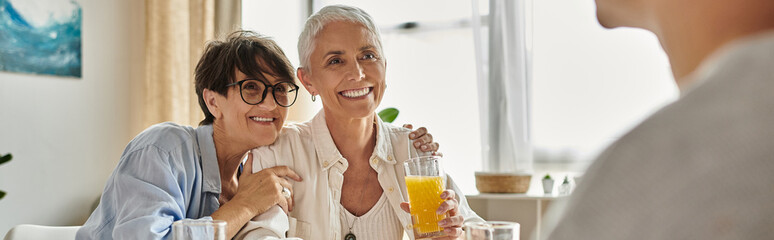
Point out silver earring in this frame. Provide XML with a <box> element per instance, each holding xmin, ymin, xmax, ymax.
<box><xmin>311</xmin><ymin>94</ymin><xmax>316</xmax><ymax>102</ymax></box>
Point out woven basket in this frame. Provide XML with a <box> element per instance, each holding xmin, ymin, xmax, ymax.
<box><xmin>475</xmin><ymin>172</ymin><xmax>532</xmax><ymax>193</ymax></box>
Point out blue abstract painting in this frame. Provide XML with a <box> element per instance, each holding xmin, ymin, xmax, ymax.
<box><xmin>0</xmin><ymin>0</ymin><xmax>82</xmax><ymax>78</ymax></box>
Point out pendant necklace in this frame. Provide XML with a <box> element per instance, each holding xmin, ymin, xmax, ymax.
<box><xmin>344</xmin><ymin>166</ymin><xmax>373</xmax><ymax>240</ymax></box>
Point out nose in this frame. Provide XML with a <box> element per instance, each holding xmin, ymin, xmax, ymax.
<box><xmin>256</xmin><ymin>90</ymin><xmax>278</xmax><ymax>110</ymax></box>
<box><xmin>347</xmin><ymin>59</ymin><xmax>366</xmax><ymax>81</ymax></box>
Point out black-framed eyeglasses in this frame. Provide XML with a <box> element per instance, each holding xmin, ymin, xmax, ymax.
<box><xmin>226</xmin><ymin>79</ymin><xmax>299</xmax><ymax>107</ymax></box>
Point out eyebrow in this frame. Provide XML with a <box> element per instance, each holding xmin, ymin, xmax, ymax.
<box><xmin>246</xmin><ymin>74</ymin><xmax>292</xmax><ymax>85</ymax></box>
<box><xmin>360</xmin><ymin>45</ymin><xmax>376</xmax><ymax>51</ymax></box>
<box><xmin>323</xmin><ymin>45</ymin><xmax>378</xmax><ymax>58</ymax></box>
<box><xmin>323</xmin><ymin>50</ymin><xmax>344</xmax><ymax>58</ymax></box>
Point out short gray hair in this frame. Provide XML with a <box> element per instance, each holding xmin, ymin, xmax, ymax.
<box><xmin>297</xmin><ymin>5</ymin><xmax>384</xmax><ymax>70</ymax></box>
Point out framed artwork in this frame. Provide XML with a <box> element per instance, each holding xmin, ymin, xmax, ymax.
<box><xmin>0</xmin><ymin>0</ymin><xmax>82</xmax><ymax>78</ymax></box>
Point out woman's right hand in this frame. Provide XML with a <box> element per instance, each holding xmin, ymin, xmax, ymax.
<box><xmin>233</xmin><ymin>151</ymin><xmax>303</xmax><ymax>216</ymax></box>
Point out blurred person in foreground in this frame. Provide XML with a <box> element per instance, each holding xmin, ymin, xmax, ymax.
<box><xmin>542</xmin><ymin>0</ymin><xmax>774</xmax><ymax>239</ymax></box>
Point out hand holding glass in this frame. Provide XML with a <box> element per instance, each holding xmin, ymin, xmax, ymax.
<box><xmin>404</xmin><ymin>155</ymin><xmax>447</xmax><ymax>239</ymax></box>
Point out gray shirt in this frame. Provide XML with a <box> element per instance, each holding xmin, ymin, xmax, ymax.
<box><xmin>543</xmin><ymin>31</ymin><xmax>774</xmax><ymax>239</ymax></box>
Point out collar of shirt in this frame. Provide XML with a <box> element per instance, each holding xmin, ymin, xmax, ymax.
<box><xmin>310</xmin><ymin>110</ymin><xmax>398</xmax><ymax>171</ymax></box>
<box><xmin>196</xmin><ymin>124</ymin><xmax>221</xmax><ymax>195</ymax></box>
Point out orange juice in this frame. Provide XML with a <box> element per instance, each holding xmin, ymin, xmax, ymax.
<box><xmin>405</xmin><ymin>175</ymin><xmax>446</xmax><ymax>238</ymax></box>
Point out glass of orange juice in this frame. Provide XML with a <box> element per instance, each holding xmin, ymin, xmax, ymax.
<box><xmin>404</xmin><ymin>155</ymin><xmax>447</xmax><ymax>239</ymax></box>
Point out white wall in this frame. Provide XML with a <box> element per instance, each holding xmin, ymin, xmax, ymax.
<box><xmin>0</xmin><ymin>0</ymin><xmax>144</xmax><ymax>234</ymax></box>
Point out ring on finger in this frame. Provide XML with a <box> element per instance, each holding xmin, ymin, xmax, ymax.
<box><xmin>281</xmin><ymin>187</ymin><xmax>291</xmax><ymax>198</ymax></box>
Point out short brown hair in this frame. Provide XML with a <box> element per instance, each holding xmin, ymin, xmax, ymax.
<box><xmin>195</xmin><ymin>30</ymin><xmax>296</xmax><ymax>125</ymax></box>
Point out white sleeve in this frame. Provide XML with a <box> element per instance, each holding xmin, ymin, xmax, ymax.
<box><xmin>233</xmin><ymin>147</ymin><xmax>290</xmax><ymax>239</ymax></box>
<box><xmin>446</xmin><ymin>174</ymin><xmax>485</xmax><ymax>224</ymax></box>
<box><xmin>233</xmin><ymin>206</ymin><xmax>288</xmax><ymax>240</ymax></box>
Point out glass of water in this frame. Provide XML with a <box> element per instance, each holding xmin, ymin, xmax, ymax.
<box><xmin>172</xmin><ymin>219</ymin><xmax>226</xmax><ymax>240</ymax></box>
<box><xmin>464</xmin><ymin>221</ymin><xmax>520</xmax><ymax>240</ymax></box>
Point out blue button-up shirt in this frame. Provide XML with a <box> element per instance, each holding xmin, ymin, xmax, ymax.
<box><xmin>76</xmin><ymin>123</ymin><xmax>222</xmax><ymax>240</ymax></box>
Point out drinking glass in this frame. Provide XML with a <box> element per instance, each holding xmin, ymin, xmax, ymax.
<box><xmin>464</xmin><ymin>221</ymin><xmax>520</xmax><ymax>240</ymax></box>
<box><xmin>404</xmin><ymin>155</ymin><xmax>447</xmax><ymax>239</ymax></box>
<box><xmin>172</xmin><ymin>219</ymin><xmax>226</xmax><ymax>240</ymax></box>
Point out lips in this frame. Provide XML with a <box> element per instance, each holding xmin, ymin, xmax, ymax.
<box><xmin>339</xmin><ymin>87</ymin><xmax>372</xmax><ymax>98</ymax></box>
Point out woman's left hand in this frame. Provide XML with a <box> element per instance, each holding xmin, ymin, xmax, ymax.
<box><xmin>404</xmin><ymin>124</ymin><xmax>441</xmax><ymax>155</ymax></box>
<box><xmin>400</xmin><ymin>189</ymin><xmax>464</xmax><ymax>239</ymax></box>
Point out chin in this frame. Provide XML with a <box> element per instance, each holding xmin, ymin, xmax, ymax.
<box><xmin>331</xmin><ymin>105</ymin><xmax>376</xmax><ymax>120</ymax></box>
<box><xmin>595</xmin><ymin>0</ymin><xmax>638</xmax><ymax>29</ymax></box>
<box><xmin>251</xmin><ymin>128</ymin><xmax>279</xmax><ymax>147</ymax></box>
<box><xmin>350</xmin><ymin>103</ymin><xmax>379</xmax><ymax>118</ymax></box>
<box><xmin>334</xmin><ymin>97</ymin><xmax>380</xmax><ymax>117</ymax></box>
<box><xmin>596</xmin><ymin>13</ymin><xmax>616</xmax><ymax>29</ymax></box>
<box><xmin>595</xmin><ymin>3</ymin><xmax>617</xmax><ymax>29</ymax></box>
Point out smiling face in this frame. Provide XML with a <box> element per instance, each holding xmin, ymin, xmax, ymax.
<box><xmin>298</xmin><ymin>21</ymin><xmax>386</xmax><ymax>120</ymax></box>
<box><xmin>211</xmin><ymin>68</ymin><xmax>289</xmax><ymax>148</ymax></box>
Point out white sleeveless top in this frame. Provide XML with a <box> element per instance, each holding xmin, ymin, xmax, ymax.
<box><xmin>340</xmin><ymin>194</ymin><xmax>404</xmax><ymax>239</ymax></box>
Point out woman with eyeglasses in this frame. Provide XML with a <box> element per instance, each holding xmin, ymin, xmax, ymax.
<box><xmin>76</xmin><ymin>31</ymin><xmax>439</xmax><ymax>240</ymax></box>
<box><xmin>236</xmin><ymin>5</ymin><xmax>483</xmax><ymax>240</ymax></box>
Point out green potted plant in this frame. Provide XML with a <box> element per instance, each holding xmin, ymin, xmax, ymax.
<box><xmin>559</xmin><ymin>175</ymin><xmax>573</xmax><ymax>195</ymax></box>
<box><xmin>0</xmin><ymin>153</ymin><xmax>12</xmax><ymax>200</ymax></box>
<box><xmin>542</xmin><ymin>174</ymin><xmax>554</xmax><ymax>194</ymax></box>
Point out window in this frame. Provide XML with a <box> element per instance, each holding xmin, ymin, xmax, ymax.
<box><xmin>243</xmin><ymin>0</ymin><xmax>678</xmax><ymax>194</ymax></box>
<box><xmin>530</xmin><ymin>0</ymin><xmax>677</xmax><ymax>168</ymax></box>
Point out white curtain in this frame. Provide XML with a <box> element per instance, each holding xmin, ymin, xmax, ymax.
<box><xmin>472</xmin><ymin>0</ymin><xmax>533</xmax><ymax>173</ymax></box>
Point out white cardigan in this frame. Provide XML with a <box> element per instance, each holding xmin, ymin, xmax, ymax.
<box><xmin>236</xmin><ymin>111</ymin><xmax>483</xmax><ymax>240</ymax></box>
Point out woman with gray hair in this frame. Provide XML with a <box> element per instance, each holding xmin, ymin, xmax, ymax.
<box><xmin>236</xmin><ymin>5</ymin><xmax>482</xmax><ymax>240</ymax></box>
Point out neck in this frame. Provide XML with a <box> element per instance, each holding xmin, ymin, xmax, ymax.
<box><xmin>211</xmin><ymin>122</ymin><xmax>248</xmax><ymax>182</ymax></box>
<box><xmin>651</xmin><ymin>0</ymin><xmax>774</xmax><ymax>91</ymax></box>
<box><xmin>324</xmin><ymin>109</ymin><xmax>377</xmax><ymax>165</ymax></box>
